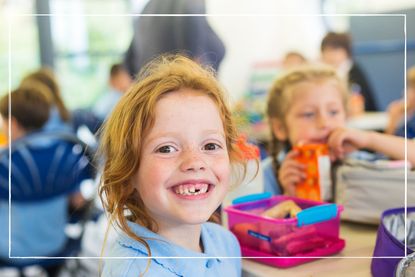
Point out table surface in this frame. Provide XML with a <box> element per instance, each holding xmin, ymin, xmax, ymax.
<box><xmin>242</xmin><ymin>221</ymin><xmax>379</xmax><ymax>277</ymax></box>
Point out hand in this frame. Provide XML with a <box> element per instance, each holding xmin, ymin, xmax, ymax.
<box><xmin>327</xmin><ymin>127</ymin><xmax>371</xmax><ymax>160</ymax></box>
<box><xmin>278</xmin><ymin>150</ymin><xmax>306</xmax><ymax>196</ymax></box>
<box><xmin>386</xmin><ymin>100</ymin><xmax>405</xmax><ymax>134</ymax></box>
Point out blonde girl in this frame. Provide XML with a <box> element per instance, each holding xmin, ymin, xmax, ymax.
<box><xmin>263</xmin><ymin>66</ymin><xmax>415</xmax><ymax>200</ymax></box>
<box><xmin>100</xmin><ymin>55</ymin><xmax>247</xmax><ymax>276</ymax></box>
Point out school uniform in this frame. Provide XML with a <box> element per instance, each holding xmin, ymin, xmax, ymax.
<box><xmin>102</xmin><ymin>221</ymin><xmax>241</xmax><ymax>277</ymax></box>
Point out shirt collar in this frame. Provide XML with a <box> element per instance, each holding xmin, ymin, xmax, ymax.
<box><xmin>117</xmin><ymin>221</ymin><xmax>222</xmax><ymax>274</ymax></box>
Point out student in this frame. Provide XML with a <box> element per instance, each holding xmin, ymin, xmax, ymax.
<box><xmin>0</xmin><ymin>83</ymin><xmax>90</xmax><ymax>275</ymax></box>
<box><xmin>93</xmin><ymin>63</ymin><xmax>132</xmax><ymax>121</ymax></box>
<box><xmin>100</xmin><ymin>55</ymin><xmax>247</xmax><ymax>276</ymax></box>
<box><xmin>321</xmin><ymin>32</ymin><xmax>378</xmax><ymax>113</ymax></box>
<box><xmin>385</xmin><ymin>66</ymin><xmax>415</xmax><ymax>138</ymax></box>
<box><xmin>263</xmin><ymin>66</ymin><xmax>415</xmax><ymax>199</ymax></box>
<box><xmin>20</xmin><ymin>67</ymin><xmax>72</xmax><ymax>132</ymax></box>
<box><xmin>0</xmin><ymin>82</ymin><xmax>51</xmax><ymax>141</ymax></box>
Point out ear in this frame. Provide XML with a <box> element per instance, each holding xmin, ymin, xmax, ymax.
<box><xmin>9</xmin><ymin>116</ymin><xmax>26</xmax><ymax>141</ymax></box>
<box><xmin>270</xmin><ymin>119</ymin><xmax>288</xmax><ymax>141</ymax></box>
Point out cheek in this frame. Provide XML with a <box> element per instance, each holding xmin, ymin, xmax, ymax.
<box><xmin>212</xmin><ymin>155</ymin><xmax>231</xmax><ymax>183</ymax></box>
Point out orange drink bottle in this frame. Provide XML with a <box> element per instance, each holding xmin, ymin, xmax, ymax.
<box><xmin>293</xmin><ymin>144</ymin><xmax>331</xmax><ymax>201</ymax></box>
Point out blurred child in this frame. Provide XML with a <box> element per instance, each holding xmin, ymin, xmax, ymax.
<box><xmin>0</xmin><ymin>82</ymin><xmax>51</xmax><ymax>141</ymax></box>
<box><xmin>263</xmin><ymin>66</ymin><xmax>415</xmax><ymax>199</ymax></box>
<box><xmin>386</xmin><ymin>66</ymin><xmax>415</xmax><ymax>138</ymax></box>
<box><xmin>21</xmin><ymin>67</ymin><xmax>72</xmax><ymax>132</ymax></box>
<box><xmin>321</xmin><ymin>32</ymin><xmax>377</xmax><ymax>114</ymax></box>
<box><xmin>99</xmin><ymin>55</ymin><xmax>247</xmax><ymax>276</ymax></box>
<box><xmin>0</xmin><ymin>82</ymin><xmax>89</xmax><ymax>275</ymax></box>
<box><xmin>93</xmin><ymin>63</ymin><xmax>132</xmax><ymax>121</ymax></box>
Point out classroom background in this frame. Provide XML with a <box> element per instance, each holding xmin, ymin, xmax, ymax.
<box><xmin>1</xmin><ymin>0</ymin><xmax>415</xmax><ymax>276</ymax></box>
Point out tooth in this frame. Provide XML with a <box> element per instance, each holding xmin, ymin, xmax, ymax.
<box><xmin>189</xmin><ymin>186</ymin><xmax>195</xmax><ymax>193</ymax></box>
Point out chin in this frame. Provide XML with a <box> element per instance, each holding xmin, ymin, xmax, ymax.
<box><xmin>179</xmin><ymin>211</ymin><xmax>213</xmax><ymax>225</ymax></box>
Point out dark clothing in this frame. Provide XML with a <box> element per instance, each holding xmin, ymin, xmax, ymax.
<box><xmin>349</xmin><ymin>63</ymin><xmax>378</xmax><ymax>111</ymax></box>
<box><xmin>124</xmin><ymin>0</ymin><xmax>225</xmax><ymax>76</ymax></box>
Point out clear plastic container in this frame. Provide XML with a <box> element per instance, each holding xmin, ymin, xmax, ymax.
<box><xmin>224</xmin><ymin>195</ymin><xmax>345</xmax><ymax>268</ymax></box>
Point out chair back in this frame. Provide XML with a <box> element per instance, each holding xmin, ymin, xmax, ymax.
<box><xmin>0</xmin><ymin>131</ymin><xmax>95</xmax><ymax>202</ymax></box>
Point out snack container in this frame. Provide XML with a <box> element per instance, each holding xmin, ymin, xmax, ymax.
<box><xmin>224</xmin><ymin>195</ymin><xmax>345</xmax><ymax>268</ymax></box>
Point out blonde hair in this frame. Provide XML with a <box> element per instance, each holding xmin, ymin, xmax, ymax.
<box><xmin>98</xmin><ymin>55</ymin><xmax>246</xmax><ymax>265</ymax></box>
<box><xmin>266</xmin><ymin>65</ymin><xmax>348</xmax><ymax>193</ymax></box>
<box><xmin>21</xmin><ymin>67</ymin><xmax>70</xmax><ymax>122</ymax></box>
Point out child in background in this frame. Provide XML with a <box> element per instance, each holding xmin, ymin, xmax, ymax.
<box><xmin>263</xmin><ymin>66</ymin><xmax>415</xmax><ymax>200</ymax></box>
<box><xmin>386</xmin><ymin>66</ymin><xmax>415</xmax><ymax>138</ymax></box>
<box><xmin>100</xmin><ymin>55</ymin><xmax>247</xmax><ymax>276</ymax></box>
<box><xmin>20</xmin><ymin>67</ymin><xmax>72</xmax><ymax>132</ymax></box>
<box><xmin>320</xmin><ymin>32</ymin><xmax>377</xmax><ymax>114</ymax></box>
<box><xmin>0</xmin><ymin>82</ymin><xmax>51</xmax><ymax>141</ymax></box>
<box><xmin>93</xmin><ymin>63</ymin><xmax>132</xmax><ymax>121</ymax></box>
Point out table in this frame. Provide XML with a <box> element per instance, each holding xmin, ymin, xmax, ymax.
<box><xmin>242</xmin><ymin>221</ymin><xmax>379</xmax><ymax>277</ymax></box>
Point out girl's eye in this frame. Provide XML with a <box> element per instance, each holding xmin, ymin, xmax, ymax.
<box><xmin>301</xmin><ymin>112</ymin><xmax>315</xmax><ymax>118</ymax></box>
<box><xmin>156</xmin><ymin>145</ymin><xmax>177</xmax><ymax>153</ymax></box>
<box><xmin>203</xmin><ymin>143</ymin><xmax>222</xmax><ymax>151</ymax></box>
<box><xmin>329</xmin><ymin>110</ymin><xmax>339</xmax><ymax>116</ymax></box>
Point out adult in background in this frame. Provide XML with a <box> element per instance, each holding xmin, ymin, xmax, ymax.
<box><xmin>124</xmin><ymin>0</ymin><xmax>225</xmax><ymax>77</ymax></box>
<box><xmin>321</xmin><ymin>32</ymin><xmax>378</xmax><ymax>114</ymax></box>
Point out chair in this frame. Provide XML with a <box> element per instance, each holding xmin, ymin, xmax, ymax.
<box><xmin>0</xmin><ymin>131</ymin><xmax>96</xmax><ymax>277</ymax></box>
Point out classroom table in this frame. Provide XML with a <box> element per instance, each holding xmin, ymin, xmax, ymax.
<box><xmin>241</xmin><ymin>221</ymin><xmax>379</xmax><ymax>277</ymax></box>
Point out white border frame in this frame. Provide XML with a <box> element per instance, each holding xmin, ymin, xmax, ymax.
<box><xmin>6</xmin><ymin>12</ymin><xmax>408</xmax><ymax>261</ymax></box>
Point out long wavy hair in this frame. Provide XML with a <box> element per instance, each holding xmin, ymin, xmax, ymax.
<box><xmin>98</xmin><ymin>54</ymin><xmax>247</xmax><ymax>263</ymax></box>
<box><xmin>266</xmin><ymin>65</ymin><xmax>348</xmax><ymax>194</ymax></box>
<box><xmin>21</xmin><ymin>67</ymin><xmax>71</xmax><ymax>122</ymax></box>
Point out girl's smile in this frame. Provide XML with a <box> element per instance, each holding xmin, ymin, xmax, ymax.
<box><xmin>136</xmin><ymin>88</ymin><xmax>230</xmax><ymax>228</ymax></box>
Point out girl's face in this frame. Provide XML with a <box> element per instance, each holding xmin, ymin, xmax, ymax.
<box><xmin>274</xmin><ymin>81</ymin><xmax>346</xmax><ymax>146</ymax></box>
<box><xmin>136</xmin><ymin>89</ymin><xmax>230</xmax><ymax>228</ymax></box>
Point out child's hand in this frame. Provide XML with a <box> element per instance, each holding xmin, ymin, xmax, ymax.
<box><xmin>327</xmin><ymin>127</ymin><xmax>371</xmax><ymax>160</ymax></box>
<box><xmin>278</xmin><ymin>150</ymin><xmax>306</xmax><ymax>196</ymax></box>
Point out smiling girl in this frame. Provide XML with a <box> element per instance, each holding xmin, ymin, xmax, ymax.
<box><xmin>100</xmin><ymin>55</ymin><xmax>247</xmax><ymax>276</ymax></box>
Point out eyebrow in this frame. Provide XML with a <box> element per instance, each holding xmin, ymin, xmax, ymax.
<box><xmin>145</xmin><ymin>130</ymin><xmax>226</xmax><ymax>145</ymax></box>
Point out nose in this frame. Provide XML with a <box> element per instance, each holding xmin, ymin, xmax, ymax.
<box><xmin>179</xmin><ymin>149</ymin><xmax>207</xmax><ymax>172</ymax></box>
<box><xmin>317</xmin><ymin>113</ymin><xmax>330</xmax><ymax>129</ymax></box>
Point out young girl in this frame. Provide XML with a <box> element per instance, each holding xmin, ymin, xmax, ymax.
<box><xmin>20</xmin><ymin>67</ymin><xmax>72</xmax><ymax>132</ymax></box>
<box><xmin>99</xmin><ymin>55</ymin><xmax>247</xmax><ymax>276</ymax></box>
<box><xmin>263</xmin><ymin>65</ymin><xmax>415</xmax><ymax>199</ymax></box>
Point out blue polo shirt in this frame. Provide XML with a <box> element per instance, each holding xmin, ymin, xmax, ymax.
<box><xmin>102</xmin><ymin>221</ymin><xmax>241</xmax><ymax>277</ymax></box>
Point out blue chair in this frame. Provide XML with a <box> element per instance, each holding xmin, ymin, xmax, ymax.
<box><xmin>0</xmin><ymin>131</ymin><xmax>95</xmax><ymax>277</ymax></box>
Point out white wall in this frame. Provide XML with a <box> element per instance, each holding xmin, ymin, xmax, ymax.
<box><xmin>204</xmin><ymin>0</ymin><xmax>415</xmax><ymax>103</ymax></box>
<box><xmin>205</xmin><ymin>0</ymin><xmax>326</xmax><ymax>102</ymax></box>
